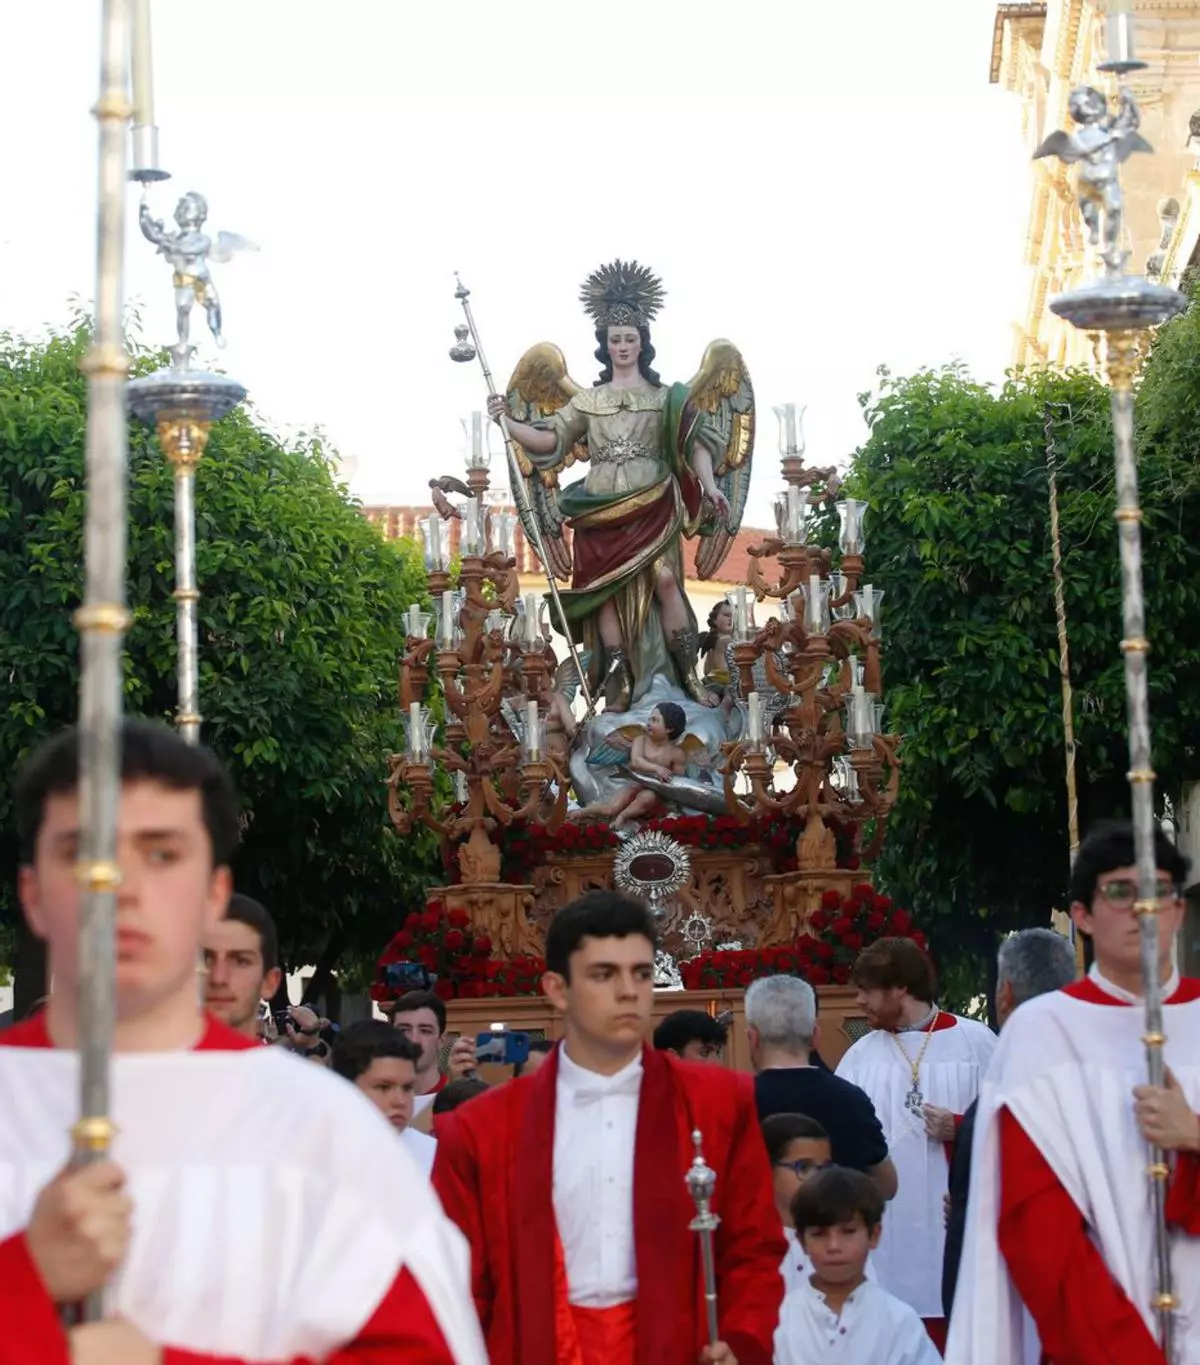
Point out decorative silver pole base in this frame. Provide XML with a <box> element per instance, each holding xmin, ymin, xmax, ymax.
<box><xmin>128</xmin><ymin>366</ymin><xmax>246</xmax><ymax>743</ymax></box>
<box><xmin>1049</xmin><ymin>275</ymin><xmax>1184</xmax><ymax>334</ymax></box>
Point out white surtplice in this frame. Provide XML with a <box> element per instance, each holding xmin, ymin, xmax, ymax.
<box><xmin>0</xmin><ymin>1042</ymin><xmax>487</xmax><ymax>1362</ymax></box>
<box><xmin>945</xmin><ymin>976</ymin><xmax>1200</xmax><ymax>1365</ymax></box>
<box><xmin>774</xmin><ymin>1276</ymin><xmax>942</xmax><ymax>1365</ymax></box>
<box><xmin>836</xmin><ymin>1015</ymin><xmax>997</xmax><ymax>1317</ymax></box>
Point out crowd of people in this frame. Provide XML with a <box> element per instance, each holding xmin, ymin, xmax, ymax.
<box><xmin>0</xmin><ymin>717</ymin><xmax>1198</xmax><ymax>1364</ymax></box>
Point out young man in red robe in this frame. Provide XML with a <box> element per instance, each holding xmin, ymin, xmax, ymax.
<box><xmin>0</xmin><ymin>719</ymin><xmax>486</xmax><ymax>1365</ymax></box>
<box><xmin>946</xmin><ymin>820</ymin><xmax>1200</xmax><ymax>1365</ymax></box>
<box><xmin>432</xmin><ymin>889</ymin><xmax>786</xmax><ymax>1365</ymax></box>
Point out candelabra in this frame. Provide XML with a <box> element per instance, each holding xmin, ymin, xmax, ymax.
<box><xmin>723</xmin><ymin>403</ymin><xmax>900</xmax><ymax>874</ymax></box>
<box><xmin>386</xmin><ymin>422</ymin><xmax>568</xmax><ymax>885</ymax></box>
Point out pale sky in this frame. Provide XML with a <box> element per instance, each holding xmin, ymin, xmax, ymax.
<box><xmin>0</xmin><ymin>1</ymin><xmax>1033</xmax><ymax>533</ymax></box>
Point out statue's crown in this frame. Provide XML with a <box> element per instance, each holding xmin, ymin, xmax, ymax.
<box><xmin>580</xmin><ymin>259</ymin><xmax>665</xmax><ymax>331</ymax></box>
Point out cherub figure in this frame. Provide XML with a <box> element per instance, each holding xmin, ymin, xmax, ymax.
<box><xmin>580</xmin><ymin>701</ymin><xmax>687</xmax><ymax>831</ymax></box>
<box><xmin>698</xmin><ymin>600</ymin><xmax>733</xmax><ymax>703</ymax></box>
<box><xmin>1034</xmin><ymin>86</ymin><xmax>1152</xmax><ymax>273</ymax></box>
<box><xmin>139</xmin><ymin>190</ymin><xmax>257</xmax><ymax>365</ymax></box>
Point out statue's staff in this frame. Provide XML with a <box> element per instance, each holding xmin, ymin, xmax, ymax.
<box><xmin>449</xmin><ymin>276</ymin><xmax>594</xmax><ymax>715</ymax></box>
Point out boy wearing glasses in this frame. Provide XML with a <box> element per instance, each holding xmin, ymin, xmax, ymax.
<box><xmin>946</xmin><ymin>820</ymin><xmax>1200</xmax><ymax>1365</ymax></box>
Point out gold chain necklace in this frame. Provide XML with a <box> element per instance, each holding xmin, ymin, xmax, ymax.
<box><xmin>889</xmin><ymin>1008</ymin><xmax>940</xmax><ymax>1115</ymax></box>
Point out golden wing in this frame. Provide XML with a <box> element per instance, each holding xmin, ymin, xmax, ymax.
<box><xmin>687</xmin><ymin>340</ymin><xmax>756</xmax><ymax>580</ymax></box>
<box><xmin>505</xmin><ymin>343</ymin><xmax>584</xmax><ymax>582</ymax></box>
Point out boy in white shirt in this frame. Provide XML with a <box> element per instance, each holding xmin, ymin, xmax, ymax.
<box><xmin>332</xmin><ymin>1020</ymin><xmax>437</xmax><ymax>1175</ymax></box>
<box><xmin>775</xmin><ymin>1167</ymin><xmax>939</xmax><ymax>1365</ymax></box>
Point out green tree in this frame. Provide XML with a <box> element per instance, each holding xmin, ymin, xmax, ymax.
<box><xmin>0</xmin><ymin>324</ymin><xmax>439</xmax><ymax>1004</ymax></box>
<box><xmin>845</xmin><ymin>351</ymin><xmax>1200</xmax><ymax>1005</ymax></box>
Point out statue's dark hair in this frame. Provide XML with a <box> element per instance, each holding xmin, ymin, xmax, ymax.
<box><xmin>655</xmin><ymin>701</ymin><xmax>687</xmax><ymax>741</ymax></box>
<box><xmin>593</xmin><ymin>324</ymin><xmax>661</xmax><ymax>387</ymax></box>
<box><xmin>697</xmin><ymin>600</ymin><xmax>731</xmax><ymax>656</ymax></box>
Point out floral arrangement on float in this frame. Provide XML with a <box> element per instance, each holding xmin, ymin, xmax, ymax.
<box><xmin>679</xmin><ymin>884</ymin><xmax>926</xmax><ymax>990</ymax></box>
<box><xmin>371</xmin><ymin>896</ymin><xmax>546</xmax><ymax>1002</ymax></box>
<box><xmin>442</xmin><ymin>810</ymin><xmax>862</xmax><ymax>884</ymax></box>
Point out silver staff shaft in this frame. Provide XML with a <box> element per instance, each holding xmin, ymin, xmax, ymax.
<box><xmin>72</xmin><ymin>0</ymin><xmax>134</xmax><ymax>1323</ymax></box>
<box><xmin>1109</xmin><ymin>347</ymin><xmax>1175</xmax><ymax>1356</ymax></box>
<box><xmin>453</xmin><ymin>279</ymin><xmax>594</xmax><ymax>714</ymax></box>
<box><xmin>685</xmin><ymin>1129</ymin><xmax>721</xmax><ymax>1348</ymax></box>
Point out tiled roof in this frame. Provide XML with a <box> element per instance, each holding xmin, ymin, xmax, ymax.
<box><xmin>361</xmin><ymin>503</ymin><xmax>773</xmax><ymax>588</ymax></box>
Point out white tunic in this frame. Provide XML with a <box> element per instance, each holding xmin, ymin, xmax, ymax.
<box><xmin>775</xmin><ymin>1276</ymin><xmax>942</xmax><ymax>1365</ymax></box>
<box><xmin>945</xmin><ymin>976</ymin><xmax>1200</xmax><ymax>1365</ymax></box>
<box><xmin>836</xmin><ymin>1014</ymin><xmax>996</xmax><ymax>1316</ymax></box>
<box><xmin>402</xmin><ymin>1124</ymin><xmax>437</xmax><ymax>1177</ymax></box>
<box><xmin>553</xmin><ymin>1046</ymin><xmax>641</xmax><ymax>1307</ymax></box>
<box><xmin>0</xmin><ymin>1043</ymin><xmax>487</xmax><ymax>1363</ymax></box>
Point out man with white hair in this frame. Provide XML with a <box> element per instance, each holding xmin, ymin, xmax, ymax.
<box><xmin>941</xmin><ymin>927</ymin><xmax>1077</xmax><ymax>1319</ymax></box>
<box><xmin>747</xmin><ymin>975</ymin><xmax>897</xmax><ymax>1199</ymax></box>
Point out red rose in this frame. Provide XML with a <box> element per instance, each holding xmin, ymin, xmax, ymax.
<box><xmin>809</xmin><ymin>964</ymin><xmax>831</xmax><ymax>985</ymax></box>
<box><xmin>417</xmin><ymin>945</ymin><xmax>438</xmax><ymax>969</ymax></box>
<box><xmin>866</xmin><ymin>912</ymin><xmax>886</xmax><ymax>932</ymax></box>
<box><xmin>873</xmin><ymin>894</ymin><xmax>893</xmax><ymax>911</ymax></box>
<box><xmin>844</xmin><ymin>932</ymin><xmax>863</xmax><ymax>952</ymax></box>
<box><xmin>473</xmin><ymin>935</ymin><xmax>492</xmax><ymax>956</ymax></box>
<box><xmin>810</xmin><ymin>910</ymin><xmax>829</xmax><ymax>932</ymax></box>
<box><xmin>820</xmin><ymin>890</ymin><xmax>842</xmax><ymax>911</ymax></box>
<box><xmin>814</xmin><ymin>940</ymin><xmax>834</xmax><ymax>961</ymax></box>
<box><xmin>737</xmin><ymin>968</ymin><xmax>755</xmax><ymax>987</ymax></box>
<box><xmin>434</xmin><ymin>979</ymin><xmax>455</xmax><ymax>1001</ymax></box>
<box><xmin>444</xmin><ymin>929</ymin><xmax>465</xmax><ymax>951</ymax></box>
<box><xmin>831</xmin><ymin>916</ymin><xmax>853</xmax><ymax>936</ymax></box>
<box><xmin>448</xmin><ymin>908</ymin><xmax>470</xmax><ymax>929</ymax></box>
<box><xmin>394</xmin><ymin>930</ymin><xmax>414</xmax><ymax>952</ymax></box>
<box><xmin>912</xmin><ymin>932</ymin><xmax>928</xmax><ymax>951</ymax></box>
<box><xmin>891</xmin><ymin>909</ymin><xmax>913</xmax><ymax>934</ymax></box>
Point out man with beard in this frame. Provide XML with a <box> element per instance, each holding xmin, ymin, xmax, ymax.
<box><xmin>433</xmin><ymin>890</ymin><xmax>785</xmax><ymax>1365</ymax></box>
<box><xmin>836</xmin><ymin>937</ymin><xmax>996</xmax><ymax>1350</ymax></box>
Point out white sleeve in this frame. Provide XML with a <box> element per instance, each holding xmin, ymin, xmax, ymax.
<box><xmin>772</xmin><ymin>1294</ymin><xmax>806</xmax><ymax>1365</ymax></box>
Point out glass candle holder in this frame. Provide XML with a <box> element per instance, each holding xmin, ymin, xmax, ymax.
<box><xmin>404</xmin><ymin>603</ymin><xmax>432</xmax><ymax>639</ymax></box>
<box><xmin>845</xmin><ymin>687</ymin><xmax>877</xmax><ymax>750</ymax></box>
<box><xmin>421</xmin><ymin>513</ymin><xmax>447</xmax><ymax>572</ymax></box>
<box><xmin>435</xmin><ymin>590</ymin><xmax>462</xmax><ymax>648</ymax></box>
<box><xmin>405</xmin><ymin>703</ymin><xmax>433</xmax><ymax>762</ymax></box>
<box><xmin>837</xmin><ymin>499</ymin><xmax>868</xmax><ymax>556</ymax></box>
<box><xmin>799</xmin><ymin>574</ymin><xmax>831</xmax><ymax>636</ymax></box>
<box><xmin>854</xmin><ymin>584</ymin><xmax>884</xmax><ymax>639</ymax></box>
<box><xmin>493</xmin><ymin>510</ymin><xmax>517</xmax><ymax>561</ymax></box>
<box><xmin>465</xmin><ymin>410</ymin><xmax>490</xmax><ymax>470</ymax></box>
<box><xmin>773</xmin><ymin>486</ymin><xmax>808</xmax><ymax>546</ymax></box>
<box><xmin>726</xmin><ymin>586</ymin><xmax>751</xmax><ymax>643</ymax></box>
<box><xmin>773</xmin><ymin>402</ymin><xmax>807</xmax><ymax>458</ymax></box>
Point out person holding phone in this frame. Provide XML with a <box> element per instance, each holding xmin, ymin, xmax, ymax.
<box><xmin>433</xmin><ymin>890</ymin><xmax>784</xmax><ymax>1365</ymax></box>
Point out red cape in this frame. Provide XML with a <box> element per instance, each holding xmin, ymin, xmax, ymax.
<box><xmin>433</xmin><ymin>1043</ymin><xmax>784</xmax><ymax>1365</ymax></box>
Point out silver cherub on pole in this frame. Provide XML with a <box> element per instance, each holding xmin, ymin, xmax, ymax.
<box><xmin>138</xmin><ymin>189</ymin><xmax>257</xmax><ymax>369</ymax></box>
<box><xmin>1034</xmin><ymin>87</ymin><xmax>1152</xmax><ymax>277</ymax></box>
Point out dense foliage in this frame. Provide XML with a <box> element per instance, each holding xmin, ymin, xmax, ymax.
<box><xmin>0</xmin><ymin>325</ymin><xmax>439</xmax><ymax>998</ymax></box>
<box><xmin>845</xmin><ymin>314</ymin><xmax>1200</xmax><ymax>999</ymax></box>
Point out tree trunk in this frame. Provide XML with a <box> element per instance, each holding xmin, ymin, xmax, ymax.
<box><xmin>13</xmin><ymin>922</ymin><xmax>48</xmax><ymax>1020</ymax></box>
<box><xmin>301</xmin><ymin>931</ymin><xmax>346</xmax><ymax>1019</ymax></box>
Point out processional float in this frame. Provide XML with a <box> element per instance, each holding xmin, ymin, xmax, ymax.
<box><xmin>73</xmin><ymin>0</ymin><xmax>250</xmax><ymax>1321</ymax></box>
<box><xmin>1034</xmin><ymin>4</ymin><xmax>1187</xmax><ymax>1355</ymax></box>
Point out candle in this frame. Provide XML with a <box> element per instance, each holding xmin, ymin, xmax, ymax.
<box><xmin>407</xmin><ymin>604</ymin><xmax>421</xmax><ymax>637</ymax></box>
<box><xmin>454</xmin><ymin>770</ymin><xmax>469</xmax><ymax>804</ymax></box>
<box><xmin>526</xmin><ymin>699</ymin><xmax>539</xmax><ymax>760</ymax></box>
<box><xmin>807</xmin><ymin>573</ymin><xmax>822</xmax><ymax>633</ymax></box>
<box><xmin>747</xmin><ymin>691</ymin><xmax>763</xmax><ymax>744</ymax></box>
<box><xmin>471</xmin><ymin>411</ymin><xmax>484</xmax><ymax>461</ymax></box>
<box><xmin>441</xmin><ymin>590</ymin><xmax>455</xmax><ymax>646</ymax></box>
<box><xmin>731</xmin><ymin>586</ymin><xmax>749</xmax><ymax>642</ymax></box>
<box><xmin>523</xmin><ymin>592</ymin><xmax>539</xmax><ymax>646</ymax></box>
<box><xmin>132</xmin><ymin>0</ymin><xmax>155</xmax><ymax>128</ymax></box>
<box><xmin>408</xmin><ymin>702</ymin><xmax>423</xmax><ymax>759</ymax></box>
<box><xmin>862</xmin><ymin>584</ymin><xmax>875</xmax><ymax>621</ymax></box>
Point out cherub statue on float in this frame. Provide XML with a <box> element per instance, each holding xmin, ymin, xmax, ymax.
<box><xmin>487</xmin><ymin>261</ymin><xmax>755</xmax><ymax>825</ymax></box>
<box><xmin>138</xmin><ymin>190</ymin><xmax>258</xmax><ymax>366</ymax></box>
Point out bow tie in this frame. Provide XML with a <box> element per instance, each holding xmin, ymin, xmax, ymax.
<box><xmin>569</xmin><ymin>1072</ymin><xmax>642</xmax><ymax>1106</ymax></box>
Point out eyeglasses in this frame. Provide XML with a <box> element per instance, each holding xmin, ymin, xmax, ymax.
<box><xmin>1097</xmin><ymin>877</ymin><xmax>1180</xmax><ymax>908</ymax></box>
<box><xmin>774</xmin><ymin>1158</ymin><xmax>831</xmax><ymax>1178</ymax></box>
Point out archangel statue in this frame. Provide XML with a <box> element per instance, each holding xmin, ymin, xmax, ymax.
<box><xmin>488</xmin><ymin>260</ymin><xmax>755</xmax><ymax>717</ymax></box>
<box><xmin>138</xmin><ymin>190</ymin><xmax>258</xmax><ymax>367</ymax></box>
<box><xmin>1034</xmin><ymin>87</ymin><xmax>1152</xmax><ymax>275</ymax></box>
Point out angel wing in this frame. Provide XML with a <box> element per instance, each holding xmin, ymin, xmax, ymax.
<box><xmin>504</xmin><ymin>343</ymin><xmax>584</xmax><ymax>583</ymax></box>
<box><xmin>687</xmin><ymin>340</ymin><xmax>755</xmax><ymax>580</ymax></box>
<box><xmin>1032</xmin><ymin>129</ymin><xmax>1084</xmax><ymax>163</ymax></box>
<box><xmin>585</xmin><ymin>724</ymin><xmax>642</xmax><ymax>769</ymax></box>
<box><xmin>210</xmin><ymin>231</ymin><xmax>259</xmax><ymax>264</ymax></box>
<box><xmin>554</xmin><ymin>650</ymin><xmax>591</xmax><ymax>704</ymax></box>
